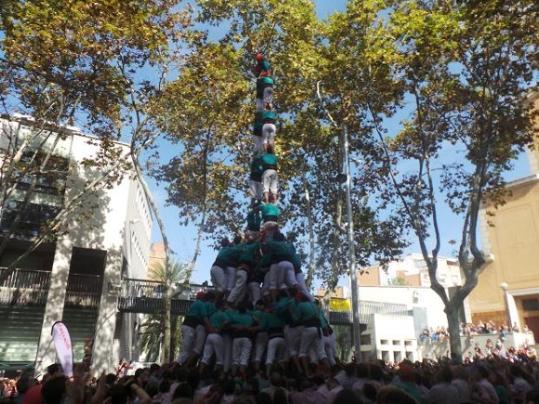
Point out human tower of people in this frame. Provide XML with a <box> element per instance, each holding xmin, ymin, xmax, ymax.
<box><xmin>179</xmin><ymin>54</ymin><xmax>336</xmax><ymax>378</ymax></box>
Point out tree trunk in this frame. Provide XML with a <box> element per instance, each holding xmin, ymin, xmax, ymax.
<box><xmin>162</xmin><ymin>284</ymin><xmax>172</xmax><ymax>364</ymax></box>
<box><xmin>303</xmin><ymin>178</ymin><xmax>316</xmax><ymax>288</ymax></box>
<box><xmin>445</xmin><ymin>303</ymin><xmax>463</xmax><ymax>363</ymax></box>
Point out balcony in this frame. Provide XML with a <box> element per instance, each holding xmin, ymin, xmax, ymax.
<box><xmin>118</xmin><ymin>278</ymin><xmax>192</xmax><ymax>315</ymax></box>
<box><xmin>0</xmin><ymin>268</ymin><xmax>101</xmax><ymax>308</ymax></box>
<box><xmin>0</xmin><ymin>268</ymin><xmax>50</xmax><ymax>305</ymax></box>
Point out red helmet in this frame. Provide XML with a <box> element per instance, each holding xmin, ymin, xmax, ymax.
<box><xmin>196</xmin><ymin>291</ymin><xmax>206</xmax><ymax>300</ymax></box>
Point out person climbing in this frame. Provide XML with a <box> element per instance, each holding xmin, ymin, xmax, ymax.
<box><xmin>259</xmin><ymin>202</ymin><xmax>280</xmax><ymax>225</ymax></box>
<box><xmin>264</xmin><ymin>303</ymin><xmax>286</xmax><ymax>377</ymax></box>
<box><xmin>210</xmin><ymin>238</ymin><xmax>241</xmax><ymax>299</ymax></box>
<box><xmin>293</xmin><ymin>293</ymin><xmax>328</xmax><ymax>377</ymax></box>
<box><xmin>227</xmin><ymin>237</ymin><xmax>260</xmax><ymax>307</ymax></box>
<box><xmin>261</xmin><ymin>150</ymin><xmax>278</xmax><ymax>203</ymax></box>
<box><xmin>253</xmin><ymin>110</ymin><xmax>276</xmax><ymax>153</ymax></box>
<box><xmin>229</xmin><ymin>300</ymin><xmax>255</xmax><ymax>376</ymax></box>
<box><xmin>256</xmin><ymin>76</ymin><xmax>274</xmax><ymax>111</ymax></box>
<box><xmin>178</xmin><ymin>291</ymin><xmax>212</xmax><ymax>367</ymax></box>
<box><xmin>199</xmin><ymin>299</ymin><xmax>228</xmax><ymax>375</ymax></box>
<box><xmin>249</xmin><ymin>154</ymin><xmax>264</xmax><ymax>202</ymax></box>
<box><xmin>251</xmin><ymin>300</ymin><xmax>270</xmax><ymax>373</ymax></box>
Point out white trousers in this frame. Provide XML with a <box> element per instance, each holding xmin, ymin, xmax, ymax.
<box><xmin>201</xmin><ymin>333</ymin><xmax>224</xmax><ymax>366</ymax></box>
<box><xmin>210</xmin><ymin>265</ymin><xmax>236</xmax><ymax>292</ymax></box>
<box><xmin>299</xmin><ymin>327</ymin><xmax>320</xmax><ymax>358</ymax></box>
<box><xmin>253</xmin><ymin>332</ymin><xmax>268</xmax><ymax>363</ymax></box>
<box><xmin>248</xmin><ymin>281</ymin><xmax>261</xmax><ymax>304</ymax></box>
<box><xmin>178</xmin><ymin>324</ymin><xmax>206</xmax><ymax>364</ymax></box>
<box><xmin>324</xmin><ymin>333</ymin><xmax>337</xmax><ymax>366</ymax></box>
<box><xmin>267</xmin><ymin>264</ymin><xmax>284</xmax><ymax>290</ymax></box>
<box><xmin>262</xmin><ymin>123</ymin><xmax>276</xmax><ymax>150</ymax></box>
<box><xmin>295</xmin><ymin>272</ymin><xmax>313</xmax><ymax>301</ymax></box>
<box><xmin>227</xmin><ymin>269</ymin><xmax>247</xmax><ymax>305</ymax></box>
<box><xmin>285</xmin><ymin>325</ymin><xmax>303</xmax><ymax>357</ymax></box>
<box><xmin>262</xmin><ymin>169</ymin><xmax>278</xmax><ymax>195</ymax></box>
<box><xmin>232</xmin><ymin>337</ymin><xmax>252</xmax><ymax>367</ymax></box>
<box><xmin>266</xmin><ymin>336</ymin><xmax>285</xmax><ymax>366</ymax></box>
<box><xmin>280</xmin><ymin>261</ymin><xmax>297</xmax><ymax>288</ymax></box>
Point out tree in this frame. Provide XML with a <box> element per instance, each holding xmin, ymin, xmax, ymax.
<box><xmin>154</xmin><ymin>0</ymin><xmax>405</xmax><ymax>288</ymax></box>
<box><xmin>363</xmin><ymin>0</ymin><xmax>537</xmax><ymax>360</ymax></box>
<box><xmin>0</xmin><ymin>0</ymin><xmax>191</xmax><ymax>361</ymax></box>
<box><xmin>139</xmin><ymin>260</ymin><xmax>187</xmax><ymax>363</ymax></box>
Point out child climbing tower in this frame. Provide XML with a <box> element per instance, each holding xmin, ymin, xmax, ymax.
<box><xmin>248</xmin><ymin>53</ymin><xmax>280</xmax><ymax>235</ymax></box>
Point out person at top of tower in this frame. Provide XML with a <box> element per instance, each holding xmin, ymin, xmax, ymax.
<box><xmin>261</xmin><ymin>150</ymin><xmax>278</xmax><ymax>203</ymax></box>
<box><xmin>254</xmin><ymin>53</ymin><xmax>271</xmax><ymax>77</ymax></box>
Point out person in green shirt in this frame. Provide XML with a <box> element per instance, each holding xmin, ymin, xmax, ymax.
<box><xmin>227</xmin><ymin>238</ymin><xmax>260</xmax><ymax>307</ymax></box>
<box><xmin>199</xmin><ymin>299</ymin><xmax>228</xmax><ymax>374</ymax></box>
<box><xmin>210</xmin><ymin>238</ymin><xmax>241</xmax><ymax>298</ymax></box>
<box><xmin>249</xmin><ymin>155</ymin><xmax>264</xmax><ymax>201</ymax></box>
<box><xmin>251</xmin><ymin>300</ymin><xmax>270</xmax><ymax>372</ymax></box>
<box><xmin>293</xmin><ymin>292</ymin><xmax>323</xmax><ymax>377</ymax></box>
<box><xmin>178</xmin><ymin>291</ymin><xmax>211</xmax><ymax>366</ymax></box>
<box><xmin>261</xmin><ymin>151</ymin><xmax>278</xmax><ymax>203</ymax></box>
<box><xmin>256</xmin><ymin>76</ymin><xmax>274</xmax><ymax>111</ymax></box>
<box><xmin>259</xmin><ymin>202</ymin><xmax>280</xmax><ymax>225</ymax></box>
<box><xmin>246</xmin><ymin>204</ymin><xmax>262</xmax><ymax>235</ymax></box>
<box><xmin>264</xmin><ymin>305</ymin><xmax>286</xmax><ymax>377</ymax></box>
<box><xmin>228</xmin><ymin>301</ymin><xmax>255</xmax><ymax>376</ymax></box>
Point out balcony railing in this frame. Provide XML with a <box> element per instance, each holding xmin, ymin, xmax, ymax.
<box><xmin>0</xmin><ymin>268</ymin><xmax>101</xmax><ymax>307</ymax></box>
<box><xmin>118</xmin><ymin>278</ymin><xmax>193</xmax><ymax>315</ymax></box>
<box><xmin>65</xmin><ymin>274</ymin><xmax>102</xmax><ymax>308</ymax></box>
<box><xmin>0</xmin><ymin>267</ymin><xmax>51</xmax><ymax>305</ymax></box>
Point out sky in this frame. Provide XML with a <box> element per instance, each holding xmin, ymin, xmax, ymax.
<box><xmin>146</xmin><ymin>0</ymin><xmax>533</xmax><ymax>286</ymax></box>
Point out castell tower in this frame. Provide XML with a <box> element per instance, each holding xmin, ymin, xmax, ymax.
<box><xmin>246</xmin><ymin>53</ymin><xmax>280</xmax><ymax>237</ymax></box>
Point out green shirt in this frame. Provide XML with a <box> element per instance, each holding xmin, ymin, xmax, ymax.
<box><xmin>257</xmin><ymin>76</ymin><xmax>274</xmax><ymax>86</ymax></box>
<box><xmin>254</xmin><ymin>111</ymin><xmax>277</xmax><ymax>128</ymax></box>
<box><xmin>265</xmin><ymin>311</ymin><xmax>285</xmax><ymax>330</ymax></box>
<box><xmin>238</xmin><ymin>241</ymin><xmax>260</xmax><ymax>266</ymax></box>
<box><xmin>186</xmin><ymin>299</ymin><xmax>207</xmax><ymax>320</ymax></box>
<box><xmin>252</xmin><ymin>310</ymin><xmax>269</xmax><ymax>331</ymax></box>
<box><xmin>250</xmin><ymin>156</ymin><xmax>264</xmax><ymax>181</ymax></box>
<box><xmin>205</xmin><ymin>301</ymin><xmax>217</xmax><ymax>317</ymax></box>
<box><xmin>319</xmin><ymin>309</ymin><xmax>330</xmax><ymax>329</ymax></box>
<box><xmin>294</xmin><ymin>301</ymin><xmax>318</xmax><ymax>323</ymax></box>
<box><xmin>229</xmin><ymin>311</ymin><xmax>253</xmax><ymax>327</ymax></box>
<box><xmin>215</xmin><ymin>245</ymin><xmax>241</xmax><ymax>267</ymax></box>
<box><xmin>263</xmin><ymin>240</ymin><xmax>294</xmax><ymax>264</ymax></box>
<box><xmin>260</xmin><ymin>203</ymin><xmax>280</xmax><ymax>221</ymax></box>
<box><xmin>247</xmin><ymin>209</ymin><xmax>261</xmax><ymax>231</ymax></box>
<box><xmin>260</xmin><ymin>153</ymin><xmax>278</xmax><ymax>170</ymax></box>
<box><xmin>209</xmin><ymin>310</ymin><xmax>229</xmax><ymax>330</ymax></box>
<box><xmin>274</xmin><ymin>297</ymin><xmax>296</xmax><ymax>326</ymax></box>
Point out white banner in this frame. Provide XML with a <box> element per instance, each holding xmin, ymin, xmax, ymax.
<box><xmin>51</xmin><ymin>321</ymin><xmax>73</xmax><ymax>377</ymax></box>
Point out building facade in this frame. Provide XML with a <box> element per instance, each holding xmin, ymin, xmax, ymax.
<box><xmin>469</xmin><ymin>93</ymin><xmax>539</xmax><ymax>338</ymax></box>
<box><xmin>0</xmin><ymin>116</ymin><xmax>152</xmax><ymax>375</ymax></box>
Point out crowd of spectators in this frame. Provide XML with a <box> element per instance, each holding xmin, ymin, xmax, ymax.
<box><xmin>419</xmin><ymin>322</ymin><xmax>532</xmax><ymax>343</ymax></box>
<box><xmin>2</xmin><ymin>353</ymin><xmax>539</xmax><ymax>404</ymax></box>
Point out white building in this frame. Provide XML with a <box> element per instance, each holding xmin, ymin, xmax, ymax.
<box><xmin>0</xmin><ymin>116</ymin><xmax>152</xmax><ymax>375</ymax></box>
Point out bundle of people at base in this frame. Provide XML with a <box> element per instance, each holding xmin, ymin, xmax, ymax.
<box><xmin>179</xmin><ymin>223</ymin><xmax>335</xmax><ymax>379</ymax></box>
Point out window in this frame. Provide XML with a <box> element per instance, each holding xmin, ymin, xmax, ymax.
<box><xmin>405</xmin><ymin>340</ymin><xmax>413</xmax><ymax>347</ymax></box>
<box><xmin>361</xmin><ymin>335</ymin><xmax>371</xmax><ymax>345</ymax></box>
<box><xmin>393</xmin><ymin>340</ymin><xmax>401</xmax><ymax>346</ymax></box>
<box><xmin>522</xmin><ymin>299</ymin><xmax>539</xmax><ymax>311</ymax></box>
<box><xmin>380</xmin><ymin>339</ymin><xmax>389</xmax><ymax>345</ymax></box>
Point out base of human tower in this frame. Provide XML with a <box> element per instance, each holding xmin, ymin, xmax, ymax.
<box><xmin>177</xmin><ymin>54</ymin><xmax>336</xmax><ymax>378</ymax></box>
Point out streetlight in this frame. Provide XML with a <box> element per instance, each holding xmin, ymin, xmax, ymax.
<box><xmin>340</xmin><ymin>125</ymin><xmax>362</xmax><ymax>362</ymax></box>
<box><xmin>500</xmin><ymin>282</ymin><xmax>512</xmax><ymax>328</ymax></box>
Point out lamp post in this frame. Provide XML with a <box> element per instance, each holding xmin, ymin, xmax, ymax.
<box><xmin>341</xmin><ymin>125</ymin><xmax>362</xmax><ymax>362</ymax></box>
<box><xmin>500</xmin><ymin>282</ymin><xmax>512</xmax><ymax>328</ymax></box>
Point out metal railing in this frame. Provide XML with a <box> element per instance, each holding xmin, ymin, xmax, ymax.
<box><xmin>65</xmin><ymin>274</ymin><xmax>102</xmax><ymax>308</ymax></box>
<box><xmin>0</xmin><ymin>268</ymin><xmax>102</xmax><ymax>307</ymax></box>
<box><xmin>0</xmin><ymin>267</ymin><xmax>51</xmax><ymax>305</ymax></box>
